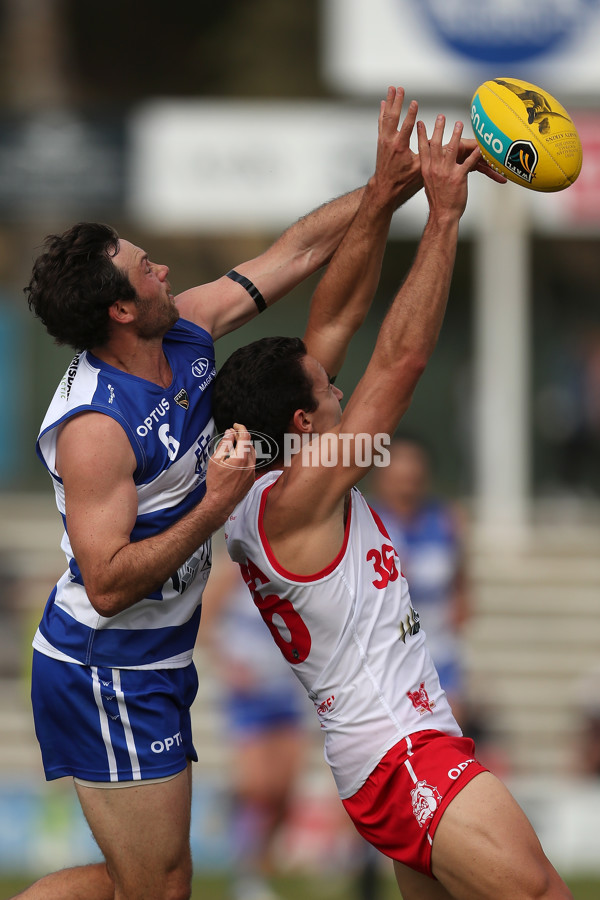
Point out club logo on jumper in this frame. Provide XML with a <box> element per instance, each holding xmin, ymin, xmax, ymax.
<box><xmin>59</xmin><ymin>353</ymin><xmax>81</xmax><ymax>401</ymax></box>
<box><xmin>410</xmin><ymin>779</ymin><xmax>442</xmax><ymax>828</ymax></box>
<box><xmin>107</xmin><ymin>384</ymin><xmax>115</xmax><ymax>405</ymax></box>
<box><xmin>505</xmin><ymin>140</ymin><xmax>539</xmax><ymax>183</ymax></box>
<box><xmin>174</xmin><ymin>388</ymin><xmax>189</xmax><ymax>409</ymax></box>
<box><xmin>407</xmin><ymin>682</ymin><xmax>436</xmax><ymax>715</ymax></box>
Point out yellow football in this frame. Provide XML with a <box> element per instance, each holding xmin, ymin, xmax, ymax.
<box><xmin>470</xmin><ymin>78</ymin><xmax>582</xmax><ymax>192</ymax></box>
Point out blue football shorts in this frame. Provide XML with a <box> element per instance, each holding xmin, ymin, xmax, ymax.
<box><xmin>31</xmin><ymin>650</ymin><xmax>199</xmax><ymax>783</ymax></box>
<box><xmin>224</xmin><ymin>683</ymin><xmax>305</xmax><ymax>737</ymax></box>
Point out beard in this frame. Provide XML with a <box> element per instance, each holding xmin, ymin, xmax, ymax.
<box><xmin>134</xmin><ymin>292</ymin><xmax>180</xmax><ymax>339</ymax></box>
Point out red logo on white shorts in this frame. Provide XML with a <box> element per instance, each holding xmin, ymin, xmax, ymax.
<box><xmin>407</xmin><ymin>682</ymin><xmax>436</xmax><ymax>715</ymax></box>
<box><xmin>410</xmin><ymin>780</ymin><xmax>442</xmax><ymax>828</ymax></box>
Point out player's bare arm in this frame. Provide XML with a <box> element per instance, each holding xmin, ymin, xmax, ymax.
<box><xmin>300</xmin><ymin>90</ymin><xmax>504</xmax><ymax>380</ymax></box>
<box><xmin>265</xmin><ymin>119</ymin><xmax>480</xmax><ymax>574</ymax></box>
<box><xmin>175</xmin><ymin>103</ymin><xmax>503</xmax><ymax>342</ymax></box>
<box><xmin>338</xmin><ymin>118</ymin><xmax>478</xmax><ymax>441</ymax></box>
<box><xmin>57</xmin><ymin>414</ymin><xmax>255</xmax><ymax>616</ymax></box>
<box><xmin>303</xmin><ymin>87</ymin><xmax>421</xmax><ymax>379</ymax></box>
<box><xmin>175</xmin><ymin>185</ymin><xmax>364</xmax><ymax>339</ymax></box>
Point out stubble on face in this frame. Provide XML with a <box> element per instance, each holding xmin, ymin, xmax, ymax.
<box><xmin>134</xmin><ymin>291</ymin><xmax>180</xmax><ymax>339</ymax></box>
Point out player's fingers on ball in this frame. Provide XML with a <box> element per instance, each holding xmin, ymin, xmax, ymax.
<box><xmin>460</xmin><ymin>137</ymin><xmax>477</xmax><ymax>155</ymax></box>
<box><xmin>464</xmin><ymin>143</ymin><xmax>482</xmax><ymax>173</ymax></box>
<box><xmin>479</xmin><ymin>163</ymin><xmax>507</xmax><ymax>184</ymax></box>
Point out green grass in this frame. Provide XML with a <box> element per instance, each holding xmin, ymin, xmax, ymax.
<box><xmin>1</xmin><ymin>873</ymin><xmax>599</xmax><ymax>900</ymax></box>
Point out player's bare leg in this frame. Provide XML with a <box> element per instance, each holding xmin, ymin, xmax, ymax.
<box><xmin>11</xmin><ymin>863</ymin><xmax>114</xmax><ymax>899</ymax></box>
<box><xmin>430</xmin><ymin>771</ymin><xmax>572</xmax><ymax>900</ymax></box>
<box><xmin>393</xmin><ymin>859</ymin><xmax>454</xmax><ymax>900</ymax></box>
<box><xmin>231</xmin><ymin>725</ymin><xmax>304</xmax><ymax>897</ymax></box>
<box><xmin>14</xmin><ymin>763</ymin><xmax>194</xmax><ymax>900</ymax></box>
<box><xmin>75</xmin><ymin>763</ymin><xmax>194</xmax><ymax>900</ymax></box>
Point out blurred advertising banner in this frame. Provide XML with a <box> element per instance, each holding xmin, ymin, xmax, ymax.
<box><xmin>0</xmin><ymin>111</ymin><xmax>126</xmax><ymax>220</ymax></box>
<box><xmin>558</xmin><ymin>113</ymin><xmax>600</xmax><ymax>225</ymax></box>
<box><xmin>129</xmin><ymin>100</ymin><xmax>383</xmax><ymax>233</ymax></box>
<box><xmin>322</xmin><ymin>0</ymin><xmax>600</xmax><ymax>102</ymax></box>
<box><xmin>129</xmin><ymin>102</ymin><xmax>600</xmax><ymax>235</ymax></box>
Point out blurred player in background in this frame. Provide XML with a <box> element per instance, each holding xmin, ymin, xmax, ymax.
<box><xmin>199</xmin><ymin>548</ymin><xmax>309</xmax><ymax>900</ymax></box>
<box><xmin>369</xmin><ymin>435</ymin><xmax>470</xmax><ymax>727</ymax></box>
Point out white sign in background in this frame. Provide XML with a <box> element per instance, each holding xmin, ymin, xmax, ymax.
<box><xmin>129</xmin><ymin>101</ymin><xmax>600</xmax><ymax>235</ymax></box>
<box><xmin>322</xmin><ymin>0</ymin><xmax>600</xmax><ymax>103</ymax></box>
<box><xmin>130</xmin><ymin>101</ymin><xmax>379</xmax><ymax>232</ymax></box>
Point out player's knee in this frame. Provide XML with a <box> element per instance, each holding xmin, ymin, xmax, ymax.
<box><xmin>528</xmin><ymin>865</ymin><xmax>572</xmax><ymax>900</ymax></box>
<box><xmin>166</xmin><ymin>885</ymin><xmax>192</xmax><ymax>900</ymax></box>
<box><xmin>546</xmin><ymin>881</ymin><xmax>573</xmax><ymax>900</ymax></box>
<box><xmin>165</xmin><ymin>862</ymin><xmax>193</xmax><ymax>900</ymax></box>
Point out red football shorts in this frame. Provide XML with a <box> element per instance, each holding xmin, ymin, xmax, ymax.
<box><xmin>342</xmin><ymin>729</ymin><xmax>488</xmax><ymax>878</ymax></box>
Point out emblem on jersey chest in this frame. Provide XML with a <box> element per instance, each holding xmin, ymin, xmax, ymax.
<box><xmin>174</xmin><ymin>388</ymin><xmax>189</xmax><ymax>409</ymax></box>
<box><xmin>407</xmin><ymin>682</ymin><xmax>436</xmax><ymax>715</ymax></box>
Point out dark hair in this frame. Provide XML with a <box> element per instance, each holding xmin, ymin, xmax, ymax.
<box><xmin>24</xmin><ymin>222</ymin><xmax>136</xmax><ymax>350</ymax></box>
<box><xmin>213</xmin><ymin>336</ymin><xmax>317</xmax><ymax>464</ymax></box>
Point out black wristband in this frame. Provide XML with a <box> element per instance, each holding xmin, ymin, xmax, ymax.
<box><xmin>226</xmin><ymin>269</ymin><xmax>267</xmax><ymax>313</ymax></box>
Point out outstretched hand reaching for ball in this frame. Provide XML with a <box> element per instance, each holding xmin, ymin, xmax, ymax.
<box><xmin>418</xmin><ymin>116</ymin><xmax>482</xmax><ymax>222</ymax></box>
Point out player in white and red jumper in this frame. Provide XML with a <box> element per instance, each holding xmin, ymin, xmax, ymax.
<box><xmin>213</xmin><ymin>91</ymin><xmax>571</xmax><ymax>900</ymax></box>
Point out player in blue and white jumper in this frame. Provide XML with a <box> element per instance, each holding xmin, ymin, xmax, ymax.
<box><xmin>18</xmin><ymin>87</ymin><xmax>504</xmax><ymax>900</ymax></box>
<box><xmin>20</xmin><ymin>192</ymin><xmax>375</xmax><ymax>900</ymax></box>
